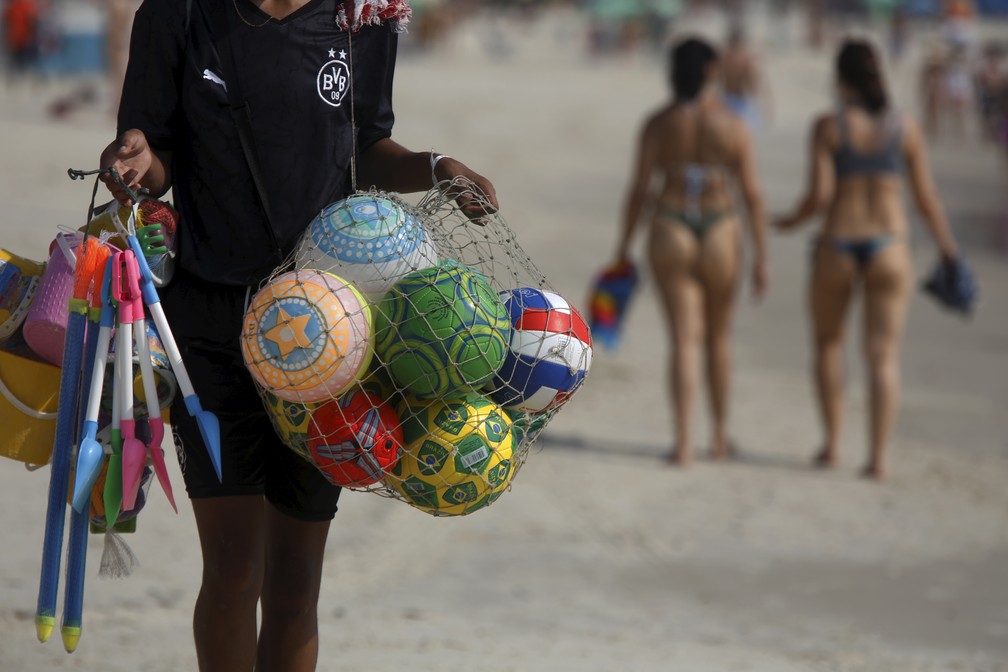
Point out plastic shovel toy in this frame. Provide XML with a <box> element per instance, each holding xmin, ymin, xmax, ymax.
<box><xmin>125</xmin><ymin>253</ymin><xmax>176</xmax><ymax>512</ymax></box>
<box><xmin>72</xmin><ymin>256</ymin><xmax>116</xmax><ymax>513</ymax></box>
<box><xmin>126</xmin><ymin>232</ymin><xmax>221</xmax><ymax>480</ymax></box>
<box><xmin>36</xmin><ymin>237</ymin><xmax>95</xmax><ymax>643</ymax></box>
<box><xmin>113</xmin><ymin>250</ymin><xmax>147</xmax><ymax>511</ymax></box>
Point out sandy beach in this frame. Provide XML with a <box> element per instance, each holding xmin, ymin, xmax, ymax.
<box><xmin>1</xmin><ymin>5</ymin><xmax>1007</xmax><ymax>671</ymax></box>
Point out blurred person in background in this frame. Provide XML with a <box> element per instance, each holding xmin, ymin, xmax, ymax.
<box><xmin>775</xmin><ymin>39</ymin><xmax>962</xmax><ymax>481</ymax></box>
<box><xmin>3</xmin><ymin>0</ymin><xmax>39</xmax><ymax>82</ymax></box>
<box><xmin>975</xmin><ymin>41</ymin><xmax>1006</xmax><ymax>143</ymax></box>
<box><xmin>614</xmin><ymin>37</ymin><xmax>768</xmax><ymax>465</ymax></box>
<box><xmin>106</xmin><ymin>0</ymin><xmax>140</xmax><ymax>112</ymax></box>
<box><xmin>719</xmin><ymin>22</ymin><xmax>770</xmax><ymax>131</ymax></box>
<box><xmin>920</xmin><ymin>43</ymin><xmax>947</xmax><ymax>139</ymax></box>
<box><xmin>942</xmin><ymin>0</ymin><xmax>975</xmax><ymax>50</ymax></box>
<box><xmin>942</xmin><ymin>43</ymin><xmax>974</xmax><ymax>139</ymax></box>
<box><xmin>887</xmin><ymin>5</ymin><xmax>909</xmax><ymax>64</ymax></box>
<box><xmin>643</xmin><ymin>0</ymin><xmax>682</xmax><ymax>53</ymax></box>
<box><xmin>48</xmin><ymin>0</ymin><xmax>142</xmax><ymax>118</ymax></box>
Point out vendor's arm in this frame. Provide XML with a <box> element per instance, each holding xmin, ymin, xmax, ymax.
<box><xmin>357</xmin><ymin>138</ymin><xmax>499</xmax><ymax>218</ymax></box>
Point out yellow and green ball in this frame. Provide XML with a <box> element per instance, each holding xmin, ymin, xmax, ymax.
<box><xmin>264</xmin><ymin>392</ymin><xmax>319</xmax><ymax>461</ymax></box>
<box><xmin>386</xmin><ymin>393</ymin><xmax>514</xmax><ymax>516</ymax></box>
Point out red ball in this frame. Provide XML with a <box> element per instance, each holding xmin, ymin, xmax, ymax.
<box><xmin>307</xmin><ymin>390</ymin><xmax>403</xmax><ymax>487</ymax></box>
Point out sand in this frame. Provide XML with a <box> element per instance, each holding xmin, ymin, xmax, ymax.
<box><xmin>1</xmin><ymin>5</ymin><xmax>1007</xmax><ymax>671</ymax></box>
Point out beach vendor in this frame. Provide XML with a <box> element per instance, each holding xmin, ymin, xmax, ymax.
<box><xmin>98</xmin><ymin>1</ymin><xmax>496</xmax><ymax>670</ymax></box>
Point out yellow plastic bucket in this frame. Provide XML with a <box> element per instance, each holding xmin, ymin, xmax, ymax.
<box><xmin>0</xmin><ymin>334</ymin><xmax>60</xmax><ymax>465</ymax></box>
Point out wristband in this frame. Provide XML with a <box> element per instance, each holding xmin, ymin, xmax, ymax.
<box><xmin>430</xmin><ymin>151</ymin><xmax>448</xmax><ymax>185</ymax></box>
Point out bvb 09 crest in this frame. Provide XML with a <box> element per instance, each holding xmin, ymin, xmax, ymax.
<box><xmin>317</xmin><ymin>49</ymin><xmax>350</xmax><ymax>107</ymax></box>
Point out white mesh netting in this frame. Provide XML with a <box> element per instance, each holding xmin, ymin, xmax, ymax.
<box><xmin>240</xmin><ymin>178</ymin><xmax>593</xmax><ymax>516</ymax></box>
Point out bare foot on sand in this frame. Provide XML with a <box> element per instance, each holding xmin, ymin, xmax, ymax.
<box><xmin>860</xmin><ymin>463</ymin><xmax>886</xmax><ymax>481</ymax></box>
<box><xmin>667</xmin><ymin>445</ymin><xmax>691</xmax><ymax>467</ymax></box>
<box><xmin>812</xmin><ymin>447</ymin><xmax>837</xmax><ymax>469</ymax></box>
<box><xmin>710</xmin><ymin>439</ymin><xmax>738</xmax><ymax>462</ymax></box>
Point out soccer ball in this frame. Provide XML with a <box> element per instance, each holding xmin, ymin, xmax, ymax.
<box><xmin>295</xmin><ymin>195</ymin><xmax>438</xmax><ymax>298</ymax></box>
<box><xmin>306</xmin><ymin>390</ymin><xmax>403</xmax><ymax>488</ymax></box>
<box><xmin>263</xmin><ymin>392</ymin><xmax>319</xmax><ymax>461</ymax></box>
<box><xmin>487</xmin><ymin>288</ymin><xmax>593</xmax><ymax>413</ymax></box>
<box><xmin>374</xmin><ymin>261</ymin><xmax>511</xmax><ymax>399</ymax></box>
<box><xmin>387</xmin><ymin>393</ymin><xmax>514</xmax><ymax>516</ymax></box>
<box><xmin>241</xmin><ymin>270</ymin><xmax>373</xmax><ymax>403</ymax></box>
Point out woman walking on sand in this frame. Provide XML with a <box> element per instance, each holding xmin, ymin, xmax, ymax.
<box><xmin>614</xmin><ymin>36</ymin><xmax>768</xmax><ymax>465</ymax></box>
<box><xmin>775</xmin><ymin>39</ymin><xmax>961</xmax><ymax>480</ymax></box>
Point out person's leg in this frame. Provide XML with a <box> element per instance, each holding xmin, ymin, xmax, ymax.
<box><xmin>190</xmin><ymin>496</ymin><xmax>266</xmax><ymax>672</ymax></box>
<box><xmin>648</xmin><ymin>218</ymin><xmax>703</xmax><ymax>464</ymax></box>
<box><xmin>861</xmin><ymin>245</ymin><xmax>911</xmax><ymax>480</ymax></box>
<box><xmin>809</xmin><ymin>242</ymin><xmax>856</xmax><ymax>467</ymax></box>
<box><xmin>257</xmin><ymin>503</ymin><xmax>332</xmax><ymax>672</ymax></box>
<box><xmin>697</xmin><ymin>216</ymin><xmax>742</xmax><ymax>459</ymax></box>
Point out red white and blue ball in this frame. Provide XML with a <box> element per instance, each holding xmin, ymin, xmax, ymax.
<box><xmin>295</xmin><ymin>195</ymin><xmax>438</xmax><ymax>298</ymax></box>
<box><xmin>487</xmin><ymin>288</ymin><xmax>593</xmax><ymax>413</ymax></box>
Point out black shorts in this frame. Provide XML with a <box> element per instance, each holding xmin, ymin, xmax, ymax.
<box><xmin>161</xmin><ymin>270</ymin><xmax>341</xmax><ymax>521</ymax></box>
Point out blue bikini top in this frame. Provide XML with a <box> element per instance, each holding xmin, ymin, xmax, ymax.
<box><xmin>833</xmin><ymin>110</ymin><xmax>903</xmax><ymax>178</ymax></box>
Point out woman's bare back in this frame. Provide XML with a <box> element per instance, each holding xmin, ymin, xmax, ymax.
<box><xmin>820</xmin><ymin>107</ymin><xmax>910</xmax><ymax>239</ymax></box>
<box><xmin>646</xmin><ymin>100</ymin><xmax>744</xmax><ymax>211</ymax></box>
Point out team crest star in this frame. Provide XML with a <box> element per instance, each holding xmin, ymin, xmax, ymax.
<box><xmin>264</xmin><ymin>307</ymin><xmax>314</xmax><ymax>360</ymax></box>
<box><xmin>339</xmin><ymin>49</ymin><xmax>347</xmax><ymax>59</ymax></box>
<box><xmin>328</xmin><ymin>48</ymin><xmax>335</xmax><ymax>58</ymax></box>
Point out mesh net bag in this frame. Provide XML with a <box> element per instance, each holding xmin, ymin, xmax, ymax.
<box><xmin>240</xmin><ymin>178</ymin><xmax>593</xmax><ymax>516</ymax></box>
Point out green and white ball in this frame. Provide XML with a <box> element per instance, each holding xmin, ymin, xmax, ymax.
<box><xmin>375</xmin><ymin>261</ymin><xmax>511</xmax><ymax>399</ymax></box>
<box><xmin>386</xmin><ymin>393</ymin><xmax>514</xmax><ymax>516</ymax></box>
<box><xmin>296</xmin><ymin>195</ymin><xmax>438</xmax><ymax>298</ymax></box>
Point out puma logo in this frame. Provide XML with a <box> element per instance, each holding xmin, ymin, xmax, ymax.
<box><xmin>202</xmin><ymin>68</ymin><xmax>227</xmax><ymax>92</ymax></box>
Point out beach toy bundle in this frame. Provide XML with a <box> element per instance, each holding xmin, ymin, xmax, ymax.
<box><xmin>22</xmin><ymin>170</ymin><xmax>220</xmax><ymax>653</ymax></box>
<box><xmin>1</xmin><ymin>214</ymin><xmax>178</xmax><ymax>470</ymax></box>
<box><xmin>241</xmin><ymin>178</ymin><xmax>593</xmax><ymax>516</ymax></box>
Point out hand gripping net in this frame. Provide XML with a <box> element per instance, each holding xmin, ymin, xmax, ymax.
<box><xmin>241</xmin><ymin>178</ymin><xmax>593</xmax><ymax>516</ymax></box>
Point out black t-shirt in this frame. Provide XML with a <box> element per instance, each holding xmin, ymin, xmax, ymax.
<box><xmin>118</xmin><ymin>0</ymin><xmax>398</xmax><ymax>286</ymax></box>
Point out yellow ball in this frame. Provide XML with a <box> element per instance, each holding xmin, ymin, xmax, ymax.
<box><xmin>386</xmin><ymin>393</ymin><xmax>514</xmax><ymax>516</ymax></box>
<box><xmin>263</xmin><ymin>392</ymin><xmax>319</xmax><ymax>461</ymax></box>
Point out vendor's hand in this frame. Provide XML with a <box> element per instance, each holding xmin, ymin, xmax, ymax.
<box><xmin>434</xmin><ymin>157</ymin><xmax>499</xmax><ymax>223</ymax></box>
<box><xmin>99</xmin><ymin>129</ymin><xmax>153</xmax><ymax>206</ymax></box>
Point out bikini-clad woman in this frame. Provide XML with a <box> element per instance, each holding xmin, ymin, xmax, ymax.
<box><xmin>775</xmin><ymin>39</ymin><xmax>960</xmax><ymax>480</ymax></box>
<box><xmin>615</xmin><ymin>37</ymin><xmax>768</xmax><ymax>465</ymax></box>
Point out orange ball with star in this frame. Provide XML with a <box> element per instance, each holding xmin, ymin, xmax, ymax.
<box><xmin>241</xmin><ymin>270</ymin><xmax>373</xmax><ymax>403</ymax></box>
